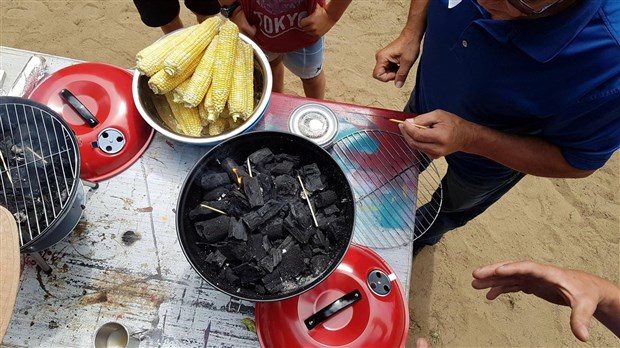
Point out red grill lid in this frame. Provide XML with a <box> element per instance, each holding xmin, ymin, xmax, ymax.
<box><xmin>29</xmin><ymin>62</ymin><xmax>154</xmax><ymax>182</ymax></box>
<box><xmin>255</xmin><ymin>244</ymin><xmax>409</xmax><ymax>348</ymax></box>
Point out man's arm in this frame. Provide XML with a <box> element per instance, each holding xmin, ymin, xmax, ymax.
<box><xmin>400</xmin><ymin>110</ymin><xmax>596</xmax><ymax>178</ymax></box>
<box><xmin>373</xmin><ymin>0</ymin><xmax>429</xmax><ymax>88</ymax></box>
<box><xmin>472</xmin><ymin>261</ymin><xmax>620</xmax><ymax>341</ymax></box>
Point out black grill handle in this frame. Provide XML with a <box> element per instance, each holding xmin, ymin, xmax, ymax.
<box><xmin>303</xmin><ymin>289</ymin><xmax>362</xmax><ymax>330</ymax></box>
<box><xmin>59</xmin><ymin>89</ymin><xmax>99</xmax><ymax>127</ymax></box>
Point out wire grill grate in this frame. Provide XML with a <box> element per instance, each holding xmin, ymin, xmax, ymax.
<box><xmin>329</xmin><ymin>130</ymin><xmax>442</xmax><ymax>249</ymax></box>
<box><xmin>0</xmin><ymin>100</ymin><xmax>79</xmax><ymax>249</ymax></box>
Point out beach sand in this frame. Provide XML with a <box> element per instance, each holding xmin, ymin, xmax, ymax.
<box><xmin>1</xmin><ymin>1</ymin><xmax>618</xmax><ymax>346</ymax></box>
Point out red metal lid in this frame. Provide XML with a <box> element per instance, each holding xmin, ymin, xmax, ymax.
<box><xmin>29</xmin><ymin>62</ymin><xmax>154</xmax><ymax>182</ymax></box>
<box><xmin>255</xmin><ymin>244</ymin><xmax>409</xmax><ymax>348</ymax></box>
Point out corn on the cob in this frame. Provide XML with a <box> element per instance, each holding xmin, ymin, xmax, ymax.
<box><xmin>207</xmin><ymin>117</ymin><xmax>229</xmax><ymax>136</ymax></box>
<box><xmin>172</xmin><ymin>79</ymin><xmax>192</xmax><ymax>104</ymax></box>
<box><xmin>165</xmin><ymin>93</ymin><xmax>203</xmax><ymax>136</ymax></box>
<box><xmin>243</xmin><ymin>42</ymin><xmax>254</xmax><ymax>119</ymax></box>
<box><xmin>164</xmin><ymin>16</ymin><xmax>222</xmax><ymax>77</ymax></box>
<box><xmin>198</xmin><ymin>102</ymin><xmax>209</xmax><ymax>125</ymax></box>
<box><xmin>136</xmin><ymin>26</ymin><xmax>195</xmax><ymax>77</ymax></box>
<box><xmin>204</xmin><ymin>20</ymin><xmax>239</xmax><ymax>122</ymax></box>
<box><xmin>180</xmin><ymin>36</ymin><xmax>219</xmax><ymax>108</ymax></box>
<box><xmin>149</xmin><ymin>56</ymin><xmax>201</xmax><ymax>94</ymax></box>
<box><xmin>228</xmin><ymin>41</ymin><xmax>247</xmax><ymax>122</ymax></box>
<box><xmin>152</xmin><ymin>94</ymin><xmax>178</xmax><ymax>131</ymax></box>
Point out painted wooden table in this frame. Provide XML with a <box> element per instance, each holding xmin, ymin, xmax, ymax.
<box><xmin>0</xmin><ymin>46</ymin><xmax>415</xmax><ymax>348</ymax></box>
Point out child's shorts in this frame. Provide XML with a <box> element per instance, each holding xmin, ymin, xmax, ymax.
<box><xmin>133</xmin><ymin>0</ymin><xmax>220</xmax><ymax>27</ymax></box>
<box><xmin>263</xmin><ymin>37</ymin><xmax>324</xmax><ymax>80</ymax></box>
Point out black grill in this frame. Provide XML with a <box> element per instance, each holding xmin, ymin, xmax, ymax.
<box><xmin>0</xmin><ymin>97</ymin><xmax>80</xmax><ymax>251</ymax></box>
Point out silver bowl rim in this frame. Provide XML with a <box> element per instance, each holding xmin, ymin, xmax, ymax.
<box><xmin>131</xmin><ymin>32</ymin><xmax>273</xmax><ymax>145</ymax></box>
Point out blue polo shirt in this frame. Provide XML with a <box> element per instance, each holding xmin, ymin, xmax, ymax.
<box><xmin>412</xmin><ymin>0</ymin><xmax>620</xmax><ymax>180</ymax></box>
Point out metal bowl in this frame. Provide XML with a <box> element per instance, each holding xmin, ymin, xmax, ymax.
<box><xmin>132</xmin><ymin>33</ymin><xmax>273</xmax><ymax>145</ymax></box>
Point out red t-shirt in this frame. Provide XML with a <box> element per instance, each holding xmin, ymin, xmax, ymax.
<box><xmin>240</xmin><ymin>0</ymin><xmax>326</xmax><ymax>53</ymax></box>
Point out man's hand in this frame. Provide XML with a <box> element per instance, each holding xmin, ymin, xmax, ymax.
<box><xmin>300</xmin><ymin>4</ymin><xmax>335</xmax><ymax>37</ymax></box>
<box><xmin>471</xmin><ymin>261</ymin><xmax>613</xmax><ymax>342</ymax></box>
<box><xmin>398</xmin><ymin>110</ymin><xmax>477</xmax><ymax>159</ymax></box>
<box><xmin>373</xmin><ymin>33</ymin><xmax>421</xmax><ymax>88</ymax></box>
<box><xmin>230</xmin><ymin>8</ymin><xmax>256</xmax><ymax>38</ymax></box>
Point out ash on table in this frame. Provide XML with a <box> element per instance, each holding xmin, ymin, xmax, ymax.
<box><xmin>190</xmin><ymin>147</ymin><xmax>347</xmax><ymax>295</ymax></box>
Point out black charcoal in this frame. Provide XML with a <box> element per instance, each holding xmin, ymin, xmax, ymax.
<box><xmin>200</xmin><ymin>172</ymin><xmax>231</xmax><ymax>190</ymax></box>
<box><xmin>311</xmin><ymin>254</ymin><xmax>331</xmax><ymax>276</ymax></box>
<box><xmin>289</xmin><ymin>201</ymin><xmax>314</xmax><ymax>229</ymax></box>
<box><xmin>233</xmin><ymin>263</ymin><xmax>265</xmax><ymax>285</ymax></box>
<box><xmin>284</xmin><ymin>214</ymin><xmax>314</xmax><ymax>244</ymax></box>
<box><xmin>221</xmin><ymin>158</ymin><xmax>248</xmax><ymax>183</ymax></box>
<box><xmin>314</xmin><ymin>190</ymin><xmax>337</xmax><ymax>208</ymax></box>
<box><xmin>300</xmin><ymin>163</ymin><xmax>325</xmax><ymax>192</ymax></box>
<box><xmin>256</xmin><ymin>173</ymin><xmax>274</xmax><ymax>201</ymax></box>
<box><xmin>274</xmin><ymin>153</ymin><xmax>300</xmax><ymax>165</ymax></box>
<box><xmin>195</xmin><ymin>215</ymin><xmax>230</xmax><ymax>242</ymax></box>
<box><xmin>189</xmin><ymin>200</ymin><xmax>229</xmax><ymax>221</ymax></box>
<box><xmin>322</xmin><ymin>204</ymin><xmax>340</xmax><ymax>216</ymax></box>
<box><xmin>249</xmin><ymin>148</ymin><xmax>274</xmax><ymax>165</ymax></box>
<box><xmin>248</xmin><ymin>234</ymin><xmax>267</xmax><ymax>261</ymax></box>
<box><xmin>274</xmin><ymin>175</ymin><xmax>298</xmax><ymax>197</ymax></box>
<box><xmin>242</xmin><ymin>211</ymin><xmax>261</xmax><ymax>232</ymax></box>
<box><xmin>262</xmin><ymin>270</ymin><xmax>284</xmax><ymax>294</ymax></box>
<box><xmin>243</xmin><ymin>176</ymin><xmax>264</xmax><ymax>207</ymax></box>
<box><xmin>229</xmin><ymin>217</ymin><xmax>248</xmax><ymax>241</ymax></box>
<box><xmin>205</xmin><ymin>250</ymin><xmax>227</xmax><ymax>268</ymax></box>
<box><xmin>279</xmin><ymin>244</ymin><xmax>304</xmax><ymax>280</ymax></box>
<box><xmin>266</xmin><ymin>161</ymin><xmax>295</xmax><ymax>175</ymax></box>
<box><xmin>218</xmin><ymin>240</ymin><xmax>252</xmax><ymax>263</ymax></box>
<box><xmin>262</xmin><ymin>217</ymin><xmax>285</xmax><ymax>239</ymax></box>
<box><xmin>202</xmin><ymin>184</ymin><xmax>236</xmax><ymax>201</ymax></box>
<box><xmin>221</xmin><ymin>267</ymin><xmax>240</xmax><ymax>285</ymax></box>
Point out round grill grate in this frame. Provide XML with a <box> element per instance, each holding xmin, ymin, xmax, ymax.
<box><xmin>0</xmin><ymin>97</ymin><xmax>80</xmax><ymax>249</ymax></box>
<box><xmin>329</xmin><ymin>130</ymin><xmax>442</xmax><ymax>249</ymax></box>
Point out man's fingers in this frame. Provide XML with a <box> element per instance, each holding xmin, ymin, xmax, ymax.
<box><xmin>569</xmin><ymin>301</ymin><xmax>596</xmax><ymax>342</ymax></box>
<box><xmin>486</xmin><ymin>285</ymin><xmax>523</xmax><ymax>300</ymax></box>
<box><xmin>473</xmin><ymin>261</ymin><xmax>514</xmax><ymax>280</ymax></box>
<box><xmin>471</xmin><ymin>277</ymin><xmax>519</xmax><ymax>290</ymax></box>
<box><xmin>394</xmin><ymin>59</ymin><xmax>414</xmax><ymax>88</ymax></box>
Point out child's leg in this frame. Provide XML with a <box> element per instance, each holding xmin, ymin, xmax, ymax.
<box><xmin>281</xmin><ymin>38</ymin><xmax>325</xmax><ymax>99</ymax></box>
<box><xmin>269</xmin><ymin>55</ymin><xmax>285</xmax><ymax>93</ymax></box>
<box><xmin>301</xmin><ymin>71</ymin><xmax>325</xmax><ymax>99</ymax></box>
<box><xmin>161</xmin><ymin>15</ymin><xmax>184</xmax><ymax>34</ymax></box>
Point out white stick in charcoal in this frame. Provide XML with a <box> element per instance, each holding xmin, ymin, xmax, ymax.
<box><xmin>297</xmin><ymin>175</ymin><xmax>319</xmax><ymax>228</ymax></box>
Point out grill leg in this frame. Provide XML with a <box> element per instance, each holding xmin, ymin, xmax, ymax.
<box><xmin>29</xmin><ymin>252</ymin><xmax>52</xmax><ymax>274</ymax></box>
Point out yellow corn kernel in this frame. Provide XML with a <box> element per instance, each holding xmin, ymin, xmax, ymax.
<box><xmin>228</xmin><ymin>41</ymin><xmax>247</xmax><ymax>122</ymax></box>
<box><xmin>207</xmin><ymin>117</ymin><xmax>229</xmax><ymax>136</ymax></box>
<box><xmin>180</xmin><ymin>36</ymin><xmax>219</xmax><ymax>108</ymax></box>
<box><xmin>152</xmin><ymin>94</ymin><xmax>178</xmax><ymax>131</ymax></box>
<box><xmin>164</xmin><ymin>16</ymin><xmax>222</xmax><ymax>77</ymax></box>
<box><xmin>243</xmin><ymin>42</ymin><xmax>255</xmax><ymax>119</ymax></box>
<box><xmin>165</xmin><ymin>93</ymin><xmax>203</xmax><ymax>136</ymax></box>
<box><xmin>172</xmin><ymin>79</ymin><xmax>192</xmax><ymax>104</ymax></box>
<box><xmin>136</xmin><ymin>26</ymin><xmax>195</xmax><ymax>77</ymax></box>
<box><xmin>198</xmin><ymin>101</ymin><xmax>209</xmax><ymax>125</ymax></box>
<box><xmin>204</xmin><ymin>20</ymin><xmax>239</xmax><ymax>122</ymax></box>
<box><xmin>148</xmin><ymin>56</ymin><xmax>200</xmax><ymax>94</ymax></box>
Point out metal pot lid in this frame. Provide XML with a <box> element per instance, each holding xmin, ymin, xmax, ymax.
<box><xmin>29</xmin><ymin>62</ymin><xmax>154</xmax><ymax>182</ymax></box>
<box><xmin>255</xmin><ymin>243</ymin><xmax>409</xmax><ymax>348</ymax></box>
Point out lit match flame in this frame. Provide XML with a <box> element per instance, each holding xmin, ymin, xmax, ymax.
<box><xmin>232</xmin><ymin>168</ymin><xmax>243</xmax><ymax>189</ymax></box>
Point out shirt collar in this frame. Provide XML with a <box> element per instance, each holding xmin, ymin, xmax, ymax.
<box><xmin>471</xmin><ymin>0</ymin><xmax>603</xmax><ymax>63</ymax></box>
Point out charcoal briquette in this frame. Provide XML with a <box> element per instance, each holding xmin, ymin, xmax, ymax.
<box><xmin>314</xmin><ymin>190</ymin><xmax>337</xmax><ymax>208</ymax></box>
<box><xmin>266</xmin><ymin>161</ymin><xmax>295</xmax><ymax>175</ymax></box>
<box><xmin>194</xmin><ymin>215</ymin><xmax>230</xmax><ymax>242</ymax></box>
<box><xmin>279</xmin><ymin>244</ymin><xmax>304</xmax><ymax>280</ymax></box>
<box><xmin>248</xmin><ymin>233</ymin><xmax>266</xmax><ymax>260</ymax></box>
<box><xmin>322</xmin><ymin>204</ymin><xmax>340</xmax><ymax>216</ymax></box>
<box><xmin>205</xmin><ymin>250</ymin><xmax>227</xmax><ymax>268</ymax></box>
<box><xmin>274</xmin><ymin>175</ymin><xmax>298</xmax><ymax>197</ymax></box>
<box><xmin>300</xmin><ymin>163</ymin><xmax>325</xmax><ymax>192</ymax></box>
<box><xmin>249</xmin><ymin>148</ymin><xmax>274</xmax><ymax>165</ymax></box>
<box><xmin>243</xmin><ymin>176</ymin><xmax>264</xmax><ymax>207</ymax></box>
<box><xmin>202</xmin><ymin>184</ymin><xmax>236</xmax><ymax>201</ymax></box>
<box><xmin>200</xmin><ymin>172</ymin><xmax>231</xmax><ymax>191</ymax></box>
<box><xmin>232</xmin><ymin>263</ymin><xmax>264</xmax><ymax>285</ymax></box>
<box><xmin>218</xmin><ymin>240</ymin><xmax>252</xmax><ymax>263</ymax></box>
<box><xmin>262</xmin><ymin>217</ymin><xmax>285</xmax><ymax>239</ymax></box>
<box><xmin>311</xmin><ymin>254</ymin><xmax>331</xmax><ymax>276</ymax></box>
<box><xmin>256</xmin><ymin>173</ymin><xmax>274</xmax><ymax>200</ymax></box>
<box><xmin>229</xmin><ymin>217</ymin><xmax>248</xmax><ymax>241</ymax></box>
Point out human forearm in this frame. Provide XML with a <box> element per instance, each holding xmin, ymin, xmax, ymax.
<box><xmin>325</xmin><ymin>0</ymin><xmax>352</xmax><ymax>23</ymax></box>
<box><xmin>401</xmin><ymin>0</ymin><xmax>429</xmax><ymax>42</ymax></box>
<box><xmin>465</xmin><ymin>124</ymin><xmax>594</xmax><ymax>178</ymax></box>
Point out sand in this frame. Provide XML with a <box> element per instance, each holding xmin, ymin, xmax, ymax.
<box><xmin>1</xmin><ymin>1</ymin><xmax>618</xmax><ymax>347</ymax></box>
